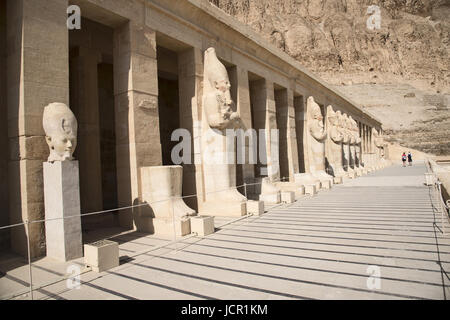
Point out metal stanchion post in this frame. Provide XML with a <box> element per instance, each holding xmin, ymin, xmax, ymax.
<box><xmin>243</xmin><ymin>182</ymin><xmax>247</xmax><ymax>199</ymax></box>
<box><xmin>25</xmin><ymin>220</ymin><xmax>34</xmax><ymax>300</ymax></box>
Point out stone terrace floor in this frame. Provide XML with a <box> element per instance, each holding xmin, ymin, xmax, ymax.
<box><xmin>2</xmin><ymin>162</ymin><xmax>450</xmax><ymax>300</ymax></box>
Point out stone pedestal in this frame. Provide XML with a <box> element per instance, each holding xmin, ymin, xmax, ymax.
<box><xmin>294</xmin><ymin>173</ymin><xmax>321</xmax><ymax>190</ymax></box>
<box><xmin>259</xmin><ymin>177</ymin><xmax>281</xmax><ymax>204</ymax></box>
<box><xmin>84</xmin><ymin>240</ymin><xmax>119</xmax><ymax>273</ymax></box>
<box><xmin>190</xmin><ymin>216</ymin><xmax>215</xmax><ymax>236</ymax></box>
<box><xmin>304</xmin><ymin>185</ymin><xmax>317</xmax><ymax>196</ymax></box>
<box><xmin>259</xmin><ymin>193</ymin><xmax>281</xmax><ymax>204</ymax></box>
<box><xmin>334</xmin><ymin>177</ymin><xmax>343</xmax><ymax>184</ymax></box>
<box><xmin>152</xmin><ymin>217</ymin><xmax>191</xmax><ymax>237</ymax></box>
<box><xmin>320</xmin><ymin>180</ymin><xmax>331</xmax><ymax>189</ymax></box>
<box><xmin>139</xmin><ymin>166</ymin><xmax>195</xmax><ymax>235</ymax></box>
<box><xmin>247</xmin><ymin>200</ymin><xmax>264</xmax><ymax>216</ymax></box>
<box><xmin>281</xmin><ymin>191</ymin><xmax>295</xmax><ymax>203</ymax></box>
<box><xmin>200</xmin><ymin>201</ymin><xmax>247</xmax><ymax>217</ymax></box>
<box><xmin>43</xmin><ymin>161</ymin><xmax>83</xmax><ymax>262</ymax></box>
<box><xmin>347</xmin><ymin>171</ymin><xmax>357</xmax><ymax>179</ymax></box>
<box><xmin>275</xmin><ymin>181</ymin><xmax>305</xmax><ymax>198</ymax></box>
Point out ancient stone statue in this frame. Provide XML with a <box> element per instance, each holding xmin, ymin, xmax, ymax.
<box><xmin>200</xmin><ymin>47</ymin><xmax>247</xmax><ymax>215</ymax></box>
<box><xmin>203</xmin><ymin>48</ymin><xmax>240</xmax><ymax>131</ymax></box>
<box><xmin>373</xmin><ymin>128</ymin><xmax>384</xmax><ymax>160</ymax></box>
<box><xmin>305</xmin><ymin>96</ymin><xmax>333</xmax><ymax>184</ymax></box>
<box><xmin>352</xmin><ymin>117</ymin><xmax>362</xmax><ymax>168</ymax></box>
<box><xmin>348</xmin><ymin>115</ymin><xmax>357</xmax><ymax>169</ymax></box>
<box><xmin>42</xmin><ymin>102</ymin><xmax>78</xmax><ymax>162</ymax></box>
<box><xmin>340</xmin><ymin>113</ymin><xmax>355</xmax><ymax>177</ymax></box>
<box><xmin>326</xmin><ymin>106</ymin><xmax>345</xmax><ymax>178</ymax></box>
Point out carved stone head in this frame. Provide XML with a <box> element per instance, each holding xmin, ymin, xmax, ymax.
<box><xmin>203</xmin><ymin>47</ymin><xmax>240</xmax><ymax>130</ymax></box>
<box><xmin>307</xmin><ymin>96</ymin><xmax>323</xmax><ymax>122</ymax></box>
<box><xmin>326</xmin><ymin>105</ymin><xmax>337</xmax><ymax>126</ymax></box>
<box><xmin>42</xmin><ymin>102</ymin><xmax>78</xmax><ymax>162</ymax></box>
<box><xmin>204</xmin><ymin>47</ymin><xmax>233</xmax><ymax>105</ymax></box>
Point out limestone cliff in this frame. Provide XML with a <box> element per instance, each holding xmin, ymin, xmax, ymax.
<box><xmin>209</xmin><ymin>0</ymin><xmax>450</xmax><ymax>155</ymax></box>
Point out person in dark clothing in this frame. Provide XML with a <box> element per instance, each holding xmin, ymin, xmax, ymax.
<box><xmin>402</xmin><ymin>152</ymin><xmax>407</xmax><ymax>167</ymax></box>
<box><xmin>407</xmin><ymin>152</ymin><xmax>412</xmax><ymax>166</ymax></box>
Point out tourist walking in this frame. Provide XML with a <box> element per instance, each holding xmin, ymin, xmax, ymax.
<box><xmin>402</xmin><ymin>152</ymin><xmax>407</xmax><ymax>167</ymax></box>
<box><xmin>408</xmin><ymin>152</ymin><xmax>412</xmax><ymax>166</ymax></box>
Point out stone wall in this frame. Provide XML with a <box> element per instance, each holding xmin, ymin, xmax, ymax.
<box><xmin>7</xmin><ymin>0</ymin><xmax>69</xmax><ymax>258</ymax></box>
<box><xmin>0</xmin><ymin>0</ymin><xmax>9</xmax><ymax>250</ymax></box>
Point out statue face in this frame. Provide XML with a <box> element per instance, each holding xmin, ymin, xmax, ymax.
<box><xmin>214</xmin><ymin>79</ymin><xmax>231</xmax><ymax>93</ymax></box>
<box><xmin>43</xmin><ymin>102</ymin><xmax>78</xmax><ymax>162</ymax></box>
<box><xmin>330</xmin><ymin>115</ymin><xmax>339</xmax><ymax>126</ymax></box>
<box><xmin>314</xmin><ymin>112</ymin><xmax>323</xmax><ymax>122</ymax></box>
<box><xmin>45</xmin><ymin>131</ymin><xmax>77</xmax><ymax>162</ymax></box>
<box><xmin>214</xmin><ymin>79</ymin><xmax>233</xmax><ymax>106</ymax></box>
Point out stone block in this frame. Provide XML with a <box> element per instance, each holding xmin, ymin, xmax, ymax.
<box><xmin>152</xmin><ymin>217</ymin><xmax>191</xmax><ymax>237</ymax></box>
<box><xmin>43</xmin><ymin>161</ymin><xmax>82</xmax><ymax>261</ymax></box>
<box><xmin>84</xmin><ymin>240</ymin><xmax>119</xmax><ymax>273</ymax></box>
<box><xmin>424</xmin><ymin>173</ymin><xmax>435</xmax><ymax>186</ymax></box>
<box><xmin>320</xmin><ymin>180</ymin><xmax>331</xmax><ymax>189</ymax></box>
<box><xmin>199</xmin><ymin>201</ymin><xmax>247</xmax><ymax>217</ymax></box>
<box><xmin>259</xmin><ymin>192</ymin><xmax>281</xmax><ymax>204</ymax></box>
<box><xmin>275</xmin><ymin>181</ymin><xmax>305</xmax><ymax>197</ymax></box>
<box><xmin>281</xmin><ymin>191</ymin><xmax>295</xmax><ymax>203</ymax></box>
<box><xmin>304</xmin><ymin>185</ymin><xmax>317</xmax><ymax>196</ymax></box>
<box><xmin>334</xmin><ymin>176</ymin><xmax>343</xmax><ymax>184</ymax></box>
<box><xmin>347</xmin><ymin>172</ymin><xmax>357</xmax><ymax>179</ymax></box>
<box><xmin>247</xmin><ymin>200</ymin><xmax>264</xmax><ymax>216</ymax></box>
<box><xmin>190</xmin><ymin>216</ymin><xmax>215</xmax><ymax>236</ymax></box>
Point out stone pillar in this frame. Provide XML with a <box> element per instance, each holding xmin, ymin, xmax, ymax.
<box><xmin>286</xmin><ymin>89</ymin><xmax>300</xmax><ymax>179</ymax></box>
<box><xmin>7</xmin><ymin>0</ymin><xmax>69</xmax><ymax>257</ymax></box>
<box><xmin>178</xmin><ymin>47</ymin><xmax>203</xmax><ymax>211</ymax></box>
<box><xmin>234</xmin><ymin>66</ymin><xmax>254</xmax><ymax>183</ymax></box>
<box><xmin>275</xmin><ymin>88</ymin><xmax>299</xmax><ymax>181</ymax></box>
<box><xmin>43</xmin><ymin>161</ymin><xmax>82</xmax><ymax>261</ymax></box>
<box><xmin>275</xmin><ymin>89</ymin><xmax>289</xmax><ymax>180</ymax></box>
<box><xmin>249</xmin><ymin>79</ymin><xmax>280</xmax><ymax>181</ymax></box>
<box><xmin>69</xmin><ymin>47</ymin><xmax>103</xmax><ymax>214</ymax></box>
<box><xmin>113</xmin><ymin>22</ymin><xmax>162</xmax><ymax>229</ymax></box>
<box><xmin>294</xmin><ymin>95</ymin><xmax>305</xmax><ymax>173</ymax></box>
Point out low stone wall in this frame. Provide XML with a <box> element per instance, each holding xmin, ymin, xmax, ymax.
<box><xmin>429</xmin><ymin>159</ymin><xmax>450</xmax><ymax>204</ymax></box>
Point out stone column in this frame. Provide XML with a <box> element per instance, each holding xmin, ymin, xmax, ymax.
<box><xmin>69</xmin><ymin>47</ymin><xmax>103</xmax><ymax>214</ymax></box>
<box><xmin>249</xmin><ymin>79</ymin><xmax>280</xmax><ymax>181</ymax></box>
<box><xmin>275</xmin><ymin>88</ymin><xmax>299</xmax><ymax>181</ymax></box>
<box><xmin>234</xmin><ymin>66</ymin><xmax>254</xmax><ymax>183</ymax></box>
<box><xmin>7</xmin><ymin>0</ymin><xmax>69</xmax><ymax>257</ymax></box>
<box><xmin>286</xmin><ymin>89</ymin><xmax>300</xmax><ymax>180</ymax></box>
<box><xmin>294</xmin><ymin>95</ymin><xmax>305</xmax><ymax>173</ymax></box>
<box><xmin>275</xmin><ymin>89</ymin><xmax>289</xmax><ymax>180</ymax></box>
<box><xmin>43</xmin><ymin>161</ymin><xmax>82</xmax><ymax>261</ymax></box>
<box><xmin>113</xmin><ymin>22</ymin><xmax>162</xmax><ymax>229</ymax></box>
<box><xmin>178</xmin><ymin>47</ymin><xmax>203</xmax><ymax>210</ymax></box>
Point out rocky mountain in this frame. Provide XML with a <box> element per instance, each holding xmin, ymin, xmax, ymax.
<box><xmin>209</xmin><ymin>0</ymin><xmax>450</xmax><ymax>155</ymax></box>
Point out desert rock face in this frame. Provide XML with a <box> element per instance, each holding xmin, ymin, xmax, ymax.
<box><xmin>209</xmin><ymin>0</ymin><xmax>450</xmax><ymax>155</ymax></box>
